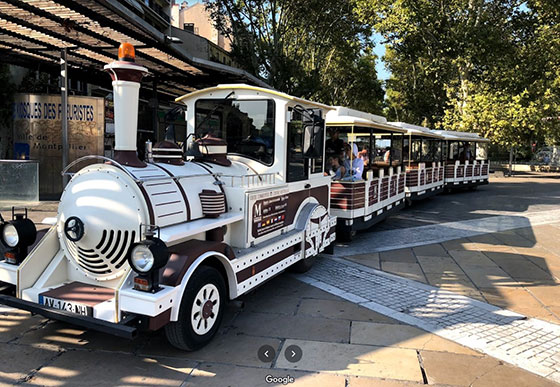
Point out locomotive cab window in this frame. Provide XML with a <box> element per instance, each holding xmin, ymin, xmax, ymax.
<box><xmin>195</xmin><ymin>99</ymin><xmax>275</xmax><ymax>165</ymax></box>
<box><xmin>287</xmin><ymin>107</ymin><xmax>325</xmax><ymax>182</ymax></box>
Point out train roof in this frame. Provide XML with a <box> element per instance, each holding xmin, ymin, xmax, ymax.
<box><xmin>389</xmin><ymin>122</ymin><xmax>444</xmax><ymax>139</ymax></box>
<box><xmin>326</xmin><ymin>107</ymin><xmax>408</xmax><ymax>133</ymax></box>
<box><xmin>175</xmin><ymin>84</ymin><xmax>333</xmax><ymax>111</ymax></box>
<box><xmin>431</xmin><ymin>130</ymin><xmax>490</xmax><ymax>143</ymax></box>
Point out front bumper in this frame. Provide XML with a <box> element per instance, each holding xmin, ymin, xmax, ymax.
<box><xmin>0</xmin><ymin>294</ymin><xmax>139</xmax><ymax>339</ymax></box>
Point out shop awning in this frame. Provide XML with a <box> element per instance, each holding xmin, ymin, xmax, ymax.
<box><xmin>0</xmin><ymin>0</ymin><xmax>268</xmax><ymax>98</ymax></box>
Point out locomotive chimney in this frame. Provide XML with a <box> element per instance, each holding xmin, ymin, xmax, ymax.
<box><xmin>104</xmin><ymin>43</ymin><xmax>149</xmax><ymax>167</ymax></box>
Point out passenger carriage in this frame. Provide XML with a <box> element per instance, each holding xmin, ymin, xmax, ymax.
<box><xmin>325</xmin><ymin>107</ymin><xmax>407</xmax><ymax>241</ymax></box>
<box><xmin>0</xmin><ymin>44</ymin><xmax>336</xmax><ymax>351</ymax></box>
<box><xmin>389</xmin><ymin>122</ymin><xmax>445</xmax><ymax>204</ymax></box>
<box><xmin>432</xmin><ymin>130</ymin><xmax>490</xmax><ymax>190</ymax></box>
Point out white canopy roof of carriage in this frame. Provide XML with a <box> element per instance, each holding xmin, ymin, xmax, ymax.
<box><xmin>175</xmin><ymin>83</ymin><xmax>333</xmax><ymax>111</ymax></box>
<box><xmin>431</xmin><ymin>129</ymin><xmax>490</xmax><ymax>143</ymax></box>
<box><xmin>326</xmin><ymin>106</ymin><xmax>408</xmax><ymax>133</ymax></box>
<box><xmin>389</xmin><ymin>122</ymin><xmax>444</xmax><ymax>139</ymax></box>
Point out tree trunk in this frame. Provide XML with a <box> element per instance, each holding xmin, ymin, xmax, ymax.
<box><xmin>508</xmin><ymin>147</ymin><xmax>514</xmax><ymax>177</ymax></box>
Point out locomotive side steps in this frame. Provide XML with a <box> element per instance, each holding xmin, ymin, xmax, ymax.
<box><xmin>0</xmin><ymin>294</ymin><xmax>139</xmax><ymax>339</ymax></box>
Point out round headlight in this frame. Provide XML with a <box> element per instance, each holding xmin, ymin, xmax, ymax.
<box><xmin>2</xmin><ymin>224</ymin><xmax>19</xmax><ymax>247</ymax></box>
<box><xmin>130</xmin><ymin>244</ymin><xmax>155</xmax><ymax>273</ymax></box>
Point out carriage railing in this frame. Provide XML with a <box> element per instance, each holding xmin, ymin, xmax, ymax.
<box><xmin>331</xmin><ymin>170</ymin><xmax>405</xmax><ymax>211</ymax></box>
<box><xmin>405</xmin><ymin>163</ymin><xmax>443</xmax><ymax>189</ymax></box>
<box><xmin>446</xmin><ymin>160</ymin><xmax>489</xmax><ymax>180</ymax></box>
<box><xmin>445</xmin><ymin>160</ymin><xmax>489</xmax><ymax>180</ymax></box>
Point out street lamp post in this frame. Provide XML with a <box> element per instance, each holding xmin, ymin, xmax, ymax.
<box><xmin>61</xmin><ymin>48</ymin><xmax>69</xmax><ymax>188</ymax></box>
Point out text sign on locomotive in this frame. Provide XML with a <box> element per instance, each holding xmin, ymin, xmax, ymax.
<box><xmin>250</xmin><ymin>187</ymin><xmax>289</xmax><ymax>238</ymax></box>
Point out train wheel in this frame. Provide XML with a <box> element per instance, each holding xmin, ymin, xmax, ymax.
<box><xmin>337</xmin><ymin>228</ymin><xmax>355</xmax><ymax>242</ymax></box>
<box><xmin>165</xmin><ymin>266</ymin><xmax>226</xmax><ymax>351</ymax></box>
<box><xmin>290</xmin><ymin>255</ymin><xmax>316</xmax><ymax>273</ymax></box>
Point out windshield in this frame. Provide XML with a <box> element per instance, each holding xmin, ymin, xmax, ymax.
<box><xmin>195</xmin><ymin>99</ymin><xmax>275</xmax><ymax>165</ymax></box>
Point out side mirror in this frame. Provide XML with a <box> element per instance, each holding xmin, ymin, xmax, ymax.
<box><xmin>303</xmin><ymin>111</ymin><xmax>324</xmax><ymax>158</ymax></box>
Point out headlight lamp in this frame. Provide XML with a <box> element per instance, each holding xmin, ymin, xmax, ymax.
<box><xmin>130</xmin><ymin>244</ymin><xmax>155</xmax><ymax>273</ymax></box>
<box><xmin>0</xmin><ymin>213</ymin><xmax>36</xmax><ymax>249</ymax></box>
<box><xmin>2</xmin><ymin>224</ymin><xmax>19</xmax><ymax>247</ymax></box>
<box><xmin>127</xmin><ymin>236</ymin><xmax>170</xmax><ymax>293</ymax></box>
<box><xmin>127</xmin><ymin>237</ymin><xmax>169</xmax><ymax>274</ymax></box>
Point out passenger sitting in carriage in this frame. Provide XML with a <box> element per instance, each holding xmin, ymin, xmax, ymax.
<box><xmin>326</xmin><ymin>155</ymin><xmax>347</xmax><ymax>179</ymax></box>
<box><xmin>343</xmin><ymin>143</ymin><xmax>364</xmax><ymax>180</ymax></box>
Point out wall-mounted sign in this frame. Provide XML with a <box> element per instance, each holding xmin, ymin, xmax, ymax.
<box><xmin>12</xmin><ymin>93</ymin><xmax>104</xmax><ymax>197</ymax></box>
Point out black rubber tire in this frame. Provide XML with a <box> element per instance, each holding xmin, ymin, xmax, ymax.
<box><xmin>336</xmin><ymin>224</ymin><xmax>354</xmax><ymax>242</ymax></box>
<box><xmin>165</xmin><ymin>266</ymin><xmax>226</xmax><ymax>351</ymax></box>
<box><xmin>290</xmin><ymin>255</ymin><xmax>316</xmax><ymax>273</ymax></box>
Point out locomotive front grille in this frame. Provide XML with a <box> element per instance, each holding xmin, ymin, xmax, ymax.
<box><xmin>66</xmin><ymin>229</ymin><xmax>136</xmax><ymax>279</ymax></box>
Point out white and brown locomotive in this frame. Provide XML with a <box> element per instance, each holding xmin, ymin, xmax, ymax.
<box><xmin>0</xmin><ymin>44</ymin><xmax>336</xmax><ymax>350</ymax></box>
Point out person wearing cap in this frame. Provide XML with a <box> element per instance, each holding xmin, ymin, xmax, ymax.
<box><xmin>326</xmin><ymin>128</ymin><xmax>344</xmax><ymax>158</ymax></box>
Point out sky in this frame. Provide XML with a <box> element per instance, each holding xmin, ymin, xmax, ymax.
<box><xmin>372</xmin><ymin>33</ymin><xmax>390</xmax><ymax>81</ymax></box>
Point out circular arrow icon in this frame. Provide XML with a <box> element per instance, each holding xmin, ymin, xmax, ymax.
<box><xmin>258</xmin><ymin>345</ymin><xmax>276</xmax><ymax>363</ymax></box>
<box><xmin>284</xmin><ymin>345</ymin><xmax>303</xmax><ymax>363</ymax></box>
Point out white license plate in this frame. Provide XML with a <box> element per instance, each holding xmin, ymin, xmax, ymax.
<box><xmin>39</xmin><ymin>295</ymin><xmax>92</xmax><ymax>316</ymax></box>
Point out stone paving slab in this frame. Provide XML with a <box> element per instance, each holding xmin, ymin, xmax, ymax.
<box><xmin>26</xmin><ymin>349</ymin><xmax>196</xmax><ymax>387</ymax></box>
<box><xmin>295</xmin><ymin>256</ymin><xmax>560</xmax><ymax>383</ymax></box>
<box><xmin>274</xmin><ymin>339</ymin><xmax>423</xmax><ymax>382</ymax></box>
<box><xmin>184</xmin><ymin>363</ymin><xmax>346</xmax><ymax>387</ymax></box>
<box><xmin>340</xmin><ymin>209</ymin><xmax>560</xmax><ymax>255</ymax></box>
<box><xmin>0</xmin><ymin>343</ymin><xmax>60</xmax><ymax>385</ymax></box>
<box><xmin>420</xmin><ymin>350</ymin><xmax>558</xmax><ymax>387</ymax></box>
<box><xmin>350</xmin><ymin>321</ymin><xmax>480</xmax><ymax>356</ymax></box>
<box><xmin>138</xmin><ymin>331</ymin><xmax>282</xmax><ymax>368</ymax></box>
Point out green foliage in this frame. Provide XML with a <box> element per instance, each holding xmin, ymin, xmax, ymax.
<box><xmin>357</xmin><ymin>0</ymin><xmax>560</xmax><ymax>147</ymax></box>
<box><xmin>205</xmin><ymin>0</ymin><xmax>385</xmax><ymax>113</ymax></box>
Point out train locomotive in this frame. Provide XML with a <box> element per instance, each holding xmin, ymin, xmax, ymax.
<box><xmin>0</xmin><ymin>43</ymin><xmax>490</xmax><ymax>350</ymax></box>
<box><xmin>0</xmin><ymin>44</ymin><xmax>336</xmax><ymax>350</ymax></box>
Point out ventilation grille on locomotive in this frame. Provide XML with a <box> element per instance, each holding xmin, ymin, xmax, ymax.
<box><xmin>66</xmin><ymin>230</ymin><xmax>136</xmax><ymax>277</ymax></box>
<box><xmin>199</xmin><ymin>190</ymin><xmax>226</xmax><ymax>218</ymax></box>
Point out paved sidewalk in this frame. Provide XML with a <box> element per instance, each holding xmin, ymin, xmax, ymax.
<box><xmin>344</xmin><ymin>222</ymin><xmax>560</xmax><ymax>324</ymax></box>
<box><xmin>297</xmin><ymin>257</ymin><xmax>560</xmax><ymax>382</ymax></box>
<box><xmin>0</xmin><ymin>274</ymin><xmax>554</xmax><ymax>386</ymax></box>
<box><xmin>1</xmin><ymin>174</ymin><xmax>560</xmax><ymax>385</ymax></box>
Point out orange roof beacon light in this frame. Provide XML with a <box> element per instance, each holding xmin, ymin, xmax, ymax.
<box><xmin>118</xmin><ymin>42</ymin><xmax>135</xmax><ymax>62</ymax></box>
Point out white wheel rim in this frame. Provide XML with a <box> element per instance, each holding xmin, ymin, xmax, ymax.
<box><xmin>191</xmin><ymin>283</ymin><xmax>220</xmax><ymax>335</ymax></box>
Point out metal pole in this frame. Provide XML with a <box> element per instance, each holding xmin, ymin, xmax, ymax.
<box><xmin>152</xmin><ymin>77</ymin><xmax>158</xmax><ymax>142</ymax></box>
<box><xmin>61</xmin><ymin>48</ymin><xmax>69</xmax><ymax>188</ymax></box>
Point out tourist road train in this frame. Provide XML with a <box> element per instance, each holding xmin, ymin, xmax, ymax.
<box><xmin>0</xmin><ymin>44</ymin><xmax>489</xmax><ymax>350</ymax></box>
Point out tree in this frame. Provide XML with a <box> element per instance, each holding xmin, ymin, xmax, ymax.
<box><xmin>358</xmin><ymin>0</ymin><xmax>524</xmax><ymax>126</ymax></box>
<box><xmin>205</xmin><ymin>0</ymin><xmax>385</xmax><ymax>112</ymax></box>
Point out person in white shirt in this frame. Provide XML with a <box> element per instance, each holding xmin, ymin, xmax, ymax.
<box><xmin>343</xmin><ymin>143</ymin><xmax>364</xmax><ymax>180</ymax></box>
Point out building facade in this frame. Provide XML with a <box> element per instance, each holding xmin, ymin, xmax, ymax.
<box><xmin>171</xmin><ymin>1</ymin><xmax>232</xmax><ymax>52</ymax></box>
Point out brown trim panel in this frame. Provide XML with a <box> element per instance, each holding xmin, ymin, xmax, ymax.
<box><xmin>236</xmin><ymin>245</ymin><xmax>297</xmax><ymax>283</ymax></box>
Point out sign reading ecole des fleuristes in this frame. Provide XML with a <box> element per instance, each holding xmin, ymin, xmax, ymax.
<box><xmin>12</xmin><ymin>94</ymin><xmax>104</xmax><ymax>196</ymax></box>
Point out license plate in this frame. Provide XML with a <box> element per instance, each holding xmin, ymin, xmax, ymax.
<box><xmin>39</xmin><ymin>295</ymin><xmax>93</xmax><ymax>316</ymax></box>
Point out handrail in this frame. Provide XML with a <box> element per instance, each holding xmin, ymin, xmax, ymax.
<box><xmin>61</xmin><ymin>155</ymin><xmax>139</xmax><ymax>181</ymax></box>
<box><xmin>60</xmin><ymin>155</ymin><xmax>278</xmax><ymax>187</ymax></box>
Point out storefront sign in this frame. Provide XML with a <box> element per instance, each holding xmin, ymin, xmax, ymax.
<box><xmin>12</xmin><ymin>94</ymin><xmax>104</xmax><ymax>197</ymax></box>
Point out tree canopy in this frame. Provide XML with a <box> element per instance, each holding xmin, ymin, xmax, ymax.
<box><xmin>357</xmin><ymin>0</ymin><xmax>560</xmax><ymax>148</ymax></box>
<box><xmin>206</xmin><ymin>0</ymin><xmax>560</xmax><ymax>149</ymax></box>
<box><xmin>205</xmin><ymin>0</ymin><xmax>385</xmax><ymax>113</ymax></box>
